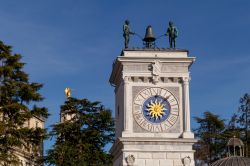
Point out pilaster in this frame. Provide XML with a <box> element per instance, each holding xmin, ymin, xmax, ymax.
<box><xmin>123</xmin><ymin>76</ymin><xmax>129</xmax><ymax>132</ymax></box>
<box><xmin>182</xmin><ymin>77</ymin><xmax>194</xmax><ymax>138</ymax></box>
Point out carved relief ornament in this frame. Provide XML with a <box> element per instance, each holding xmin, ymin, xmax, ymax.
<box><xmin>125</xmin><ymin>154</ymin><xmax>135</xmax><ymax>166</ymax></box>
<box><xmin>151</xmin><ymin>60</ymin><xmax>161</xmax><ymax>84</ymax></box>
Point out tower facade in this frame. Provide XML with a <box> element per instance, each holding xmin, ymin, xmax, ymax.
<box><xmin>109</xmin><ymin>48</ymin><xmax>196</xmax><ymax>166</ymax></box>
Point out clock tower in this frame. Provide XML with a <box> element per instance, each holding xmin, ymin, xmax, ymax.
<box><xmin>109</xmin><ymin>48</ymin><xmax>196</xmax><ymax>166</ymax></box>
<box><xmin>110</xmin><ymin>23</ymin><xmax>196</xmax><ymax>166</ymax></box>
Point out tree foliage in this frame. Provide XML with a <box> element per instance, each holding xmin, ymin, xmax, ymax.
<box><xmin>235</xmin><ymin>93</ymin><xmax>250</xmax><ymax>156</ymax></box>
<box><xmin>45</xmin><ymin>97</ymin><xmax>114</xmax><ymax>166</ymax></box>
<box><xmin>194</xmin><ymin>111</ymin><xmax>226</xmax><ymax>165</ymax></box>
<box><xmin>0</xmin><ymin>40</ymin><xmax>49</xmax><ymax>165</ymax></box>
<box><xmin>194</xmin><ymin>94</ymin><xmax>250</xmax><ymax>165</ymax></box>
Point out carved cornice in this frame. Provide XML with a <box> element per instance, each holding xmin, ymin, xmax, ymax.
<box><xmin>126</xmin><ymin>76</ymin><xmax>182</xmax><ymax>84</ymax></box>
<box><xmin>109</xmin><ymin>56</ymin><xmax>195</xmax><ymax>86</ymax></box>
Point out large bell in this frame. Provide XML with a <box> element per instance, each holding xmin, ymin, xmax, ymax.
<box><xmin>143</xmin><ymin>25</ymin><xmax>156</xmax><ymax>48</ymax></box>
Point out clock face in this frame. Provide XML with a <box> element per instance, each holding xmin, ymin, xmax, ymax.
<box><xmin>133</xmin><ymin>87</ymin><xmax>179</xmax><ymax>133</ymax></box>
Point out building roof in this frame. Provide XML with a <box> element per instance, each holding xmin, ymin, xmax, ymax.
<box><xmin>227</xmin><ymin>137</ymin><xmax>244</xmax><ymax>146</ymax></box>
<box><xmin>210</xmin><ymin>156</ymin><xmax>250</xmax><ymax>166</ymax></box>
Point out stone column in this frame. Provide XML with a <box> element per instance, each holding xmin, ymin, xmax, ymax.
<box><xmin>182</xmin><ymin>77</ymin><xmax>194</xmax><ymax>138</ymax></box>
<box><xmin>123</xmin><ymin>76</ymin><xmax>129</xmax><ymax>132</ymax></box>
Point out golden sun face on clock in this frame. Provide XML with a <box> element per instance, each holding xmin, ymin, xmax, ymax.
<box><xmin>146</xmin><ymin>99</ymin><xmax>166</xmax><ymax>120</ymax></box>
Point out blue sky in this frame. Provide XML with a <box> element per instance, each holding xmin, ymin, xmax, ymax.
<box><xmin>0</xmin><ymin>0</ymin><xmax>249</xmax><ymax>152</ymax></box>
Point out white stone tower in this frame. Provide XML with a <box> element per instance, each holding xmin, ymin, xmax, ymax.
<box><xmin>109</xmin><ymin>47</ymin><xmax>196</xmax><ymax>166</ymax></box>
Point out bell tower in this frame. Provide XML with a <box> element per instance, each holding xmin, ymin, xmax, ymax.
<box><xmin>110</xmin><ymin>24</ymin><xmax>196</xmax><ymax>166</ymax></box>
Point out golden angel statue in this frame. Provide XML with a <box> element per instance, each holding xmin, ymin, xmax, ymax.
<box><xmin>64</xmin><ymin>87</ymin><xmax>71</xmax><ymax>98</ymax></box>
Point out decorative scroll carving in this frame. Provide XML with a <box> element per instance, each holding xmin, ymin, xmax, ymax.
<box><xmin>182</xmin><ymin>77</ymin><xmax>190</xmax><ymax>85</ymax></box>
<box><xmin>183</xmin><ymin>156</ymin><xmax>191</xmax><ymax>166</ymax></box>
<box><xmin>125</xmin><ymin>154</ymin><xmax>135</xmax><ymax>166</ymax></box>
<box><xmin>123</xmin><ymin>76</ymin><xmax>129</xmax><ymax>84</ymax></box>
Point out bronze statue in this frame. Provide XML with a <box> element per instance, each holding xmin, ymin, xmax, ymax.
<box><xmin>123</xmin><ymin>20</ymin><xmax>134</xmax><ymax>48</ymax></box>
<box><xmin>165</xmin><ymin>21</ymin><xmax>178</xmax><ymax>48</ymax></box>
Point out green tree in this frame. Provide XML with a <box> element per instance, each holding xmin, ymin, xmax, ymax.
<box><xmin>223</xmin><ymin>113</ymin><xmax>242</xmax><ymax>139</ymax></box>
<box><xmin>194</xmin><ymin>111</ymin><xmax>225</xmax><ymax>165</ymax></box>
<box><xmin>46</xmin><ymin>97</ymin><xmax>114</xmax><ymax>166</ymax></box>
<box><xmin>0</xmin><ymin>40</ymin><xmax>49</xmax><ymax>165</ymax></box>
<box><xmin>236</xmin><ymin>93</ymin><xmax>250</xmax><ymax>157</ymax></box>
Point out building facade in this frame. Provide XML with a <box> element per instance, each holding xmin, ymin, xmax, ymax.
<box><xmin>15</xmin><ymin>116</ymin><xmax>44</xmax><ymax>166</ymax></box>
<box><xmin>0</xmin><ymin>108</ymin><xmax>44</xmax><ymax>166</ymax></box>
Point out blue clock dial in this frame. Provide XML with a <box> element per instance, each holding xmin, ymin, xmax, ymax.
<box><xmin>142</xmin><ymin>96</ymin><xmax>170</xmax><ymax>124</ymax></box>
<box><xmin>133</xmin><ymin>87</ymin><xmax>179</xmax><ymax>132</ymax></box>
